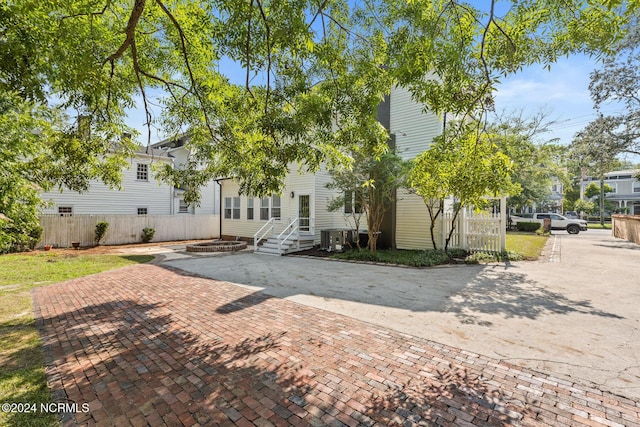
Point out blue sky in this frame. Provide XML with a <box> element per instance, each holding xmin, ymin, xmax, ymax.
<box><xmin>492</xmin><ymin>53</ymin><xmax>619</xmax><ymax>148</ymax></box>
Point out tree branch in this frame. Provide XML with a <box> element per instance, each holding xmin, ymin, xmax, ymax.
<box><xmin>104</xmin><ymin>0</ymin><xmax>145</xmax><ymax>65</ymax></box>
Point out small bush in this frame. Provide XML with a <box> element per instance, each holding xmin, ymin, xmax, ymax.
<box><xmin>535</xmin><ymin>227</ymin><xmax>550</xmax><ymax>236</ymax></box>
<box><xmin>95</xmin><ymin>221</ymin><xmax>109</xmax><ymax>245</ymax></box>
<box><xmin>141</xmin><ymin>227</ymin><xmax>155</xmax><ymax>243</ymax></box>
<box><xmin>515</xmin><ymin>221</ymin><xmax>541</xmax><ymax>232</ymax></box>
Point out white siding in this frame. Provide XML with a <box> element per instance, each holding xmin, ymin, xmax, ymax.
<box><xmin>312</xmin><ymin>165</ymin><xmax>368</xmax><ymax>243</ymax></box>
<box><xmin>221</xmin><ymin>166</ymin><xmax>316</xmax><ymax>240</ymax></box>
<box><xmin>395</xmin><ymin>190</ymin><xmax>441</xmax><ymax>250</ymax></box>
<box><xmin>390</xmin><ymin>86</ymin><xmax>442</xmax><ymax>160</ymax></box>
<box><xmin>391</xmin><ymin>86</ymin><xmax>442</xmax><ymax>249</ymax></box>
<box><xmin>40</xmin><ymin>156</ymin><xmax>174</xmax><ymax>215</ymax></box>
<box><xmin>194</xmin><ymin>180</ymin><xmax>218</xmax><ymax>215</ymax></box>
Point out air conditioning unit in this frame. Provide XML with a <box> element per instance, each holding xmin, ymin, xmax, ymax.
<box><xmin>320</xmin><ymin>229</ymin><xmax>349</xmax><ymax>252</ymax></box>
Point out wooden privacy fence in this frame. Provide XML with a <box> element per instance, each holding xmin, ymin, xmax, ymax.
<box><xmin>612</xmin><ymin>214</ymin><xmax>640</xmax><ymax>245</ymax></box>
<box><xmin>39</xmin><ymin>214</ymin><xmax>220</xmax><ymax>248</ymax></box>
<box><xmin>441</xmin><ymin>208</ymin><xmax>506</xmax><ymax>253</ymax></box>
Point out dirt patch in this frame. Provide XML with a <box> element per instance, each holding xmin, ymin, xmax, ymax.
<box><xmin>293</xmin><ymin>247</ymin><xmax>335</xmax><ymax>258</ymax></box>
<box><xmin>21</xmin><ymin>240</ymin><xmax>213</xmax><ymax>256</ymax></box>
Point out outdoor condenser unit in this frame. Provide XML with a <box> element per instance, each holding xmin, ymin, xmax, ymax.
<box><xmin>320</xmin><ymin>229</ymin><xmax>348</xmax><ymax>252</ymax></box>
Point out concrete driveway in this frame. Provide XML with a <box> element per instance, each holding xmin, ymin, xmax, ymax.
<box><xmin>160</xmin><ymin>229</ymin><xmax>640</xmax><ymax>401</ymax></box>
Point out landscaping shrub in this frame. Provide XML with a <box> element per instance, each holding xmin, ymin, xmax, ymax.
<box><xmin>515</xmin><ymin>221</ymin><xmax>541</xmax><ymax>232</ymax></box>
<box><xmin>331</xmin><ymin>248</ymin><xmax>470</xmax><ymax>267</ymax></box>
<box><xmin>141</xmin><ymin>227</ymin><xmax>156</xmax><ymax>243</ymax></box>
<box><xmin>95</xmin><ymin>221</ymin><xmax>109</xmax><ymax>245</ymax></box>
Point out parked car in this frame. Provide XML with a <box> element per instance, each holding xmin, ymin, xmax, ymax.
<box><xmin>564</xmin><ymin>211</ymin><xmax>578</xmax><ymax>219</ymax></box>
<box><xmin>511</xmin><ymin>213</ymin><xmax>588</xmax><ymax>234</ymax></box>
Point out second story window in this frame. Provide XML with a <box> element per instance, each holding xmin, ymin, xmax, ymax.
<box><xmin>137</xmin><ymin>163</ymin><xmax>148</xmax><ymax>181</ymax></box>
<box><xmin>179</xmin><ymin>199</ymin><xmax>189</xmax><ymax>213</ymax></box>
<box><xmin>137</xmin><ymin>208</ymin><xmax>148</xmax><ymax>215</ymax></box>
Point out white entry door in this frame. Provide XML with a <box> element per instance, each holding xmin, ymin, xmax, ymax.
<box><xmin>298</xmin><ymin>194</ymin><xmax>310</xmax><ymax>232</ymax></box>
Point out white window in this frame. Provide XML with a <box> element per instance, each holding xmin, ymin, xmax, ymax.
<box><xmin>344</xmin><ymin>191</ymin><xmax>363</xmax><ymax>214</ymax></box>
<box><xmin>271</xmin><ymin>195</ymin><xmax>281</xmax><ymax>219</ymax></box>
<box><xmin>633</xmin><ymin>183</ymin><xmax>640</xmax><ymax>193</ymax></box>
<box><xmin>224</xmin><ymin>197</ymin><xmax>232</xmax><ymax>219</ymax></box>
<box><xmin>136</xmin><ymin>163</ymin><xmax>148</xmax><ymax>181</ymax></box>
<box><xmin>137</xmin><ymin>207</ymin><xmax>148</xmax><ymax>215</ymax></box>
<box><xmin>58</xmin><ymin>206</ymin><xmax>73</xmax><ymax>216</ymax></box>
<box><xmin>247</xmin><ymin>197</ymin><xmax>254</xmax><ymax>220</ymax></box>
<box><xmin>232</xmin><ymin>197</ymin><xmax>241</xmax><ymax>219</ymax></box>
<box><xmin>179</xmin><ymin>199</ymin><xmax>189</xmax><ymax>213</ymax></box>
<box><xmin>260</xmin><ymin>197</ymin><xmax>270</xmax><ymax>220</ymax></box>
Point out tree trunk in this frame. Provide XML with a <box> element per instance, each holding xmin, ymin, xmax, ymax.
<box><xmin>599</xmin><ymin>179</ymin><xmax>605</xmax><ymax>227</ymax></box>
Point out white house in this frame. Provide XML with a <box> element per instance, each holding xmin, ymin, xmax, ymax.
<box><xmin>41</xmin><ymin>142</ymin><xmax>219</xmax><ymax>216</ymax></box>
<box><xmin>40</xmin><ymin>148</ymin><xmax>175</xmax><ymax>216</ymax></box>
<box><xmin>581</xmin><ymin>170</ymin><xmax>640</xmax><ymax>215</ymax></box>
<box><xmin>220</xmin><ymin>86</ymin><xmax>444</xmax><ymax>254</ymax></box>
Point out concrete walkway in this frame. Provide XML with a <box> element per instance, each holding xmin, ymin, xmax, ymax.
<box><xmin>33</xmin><ymin>263</ymin><xmax>640</xmax><ymax>426</ymax></box>
<box><xmin>160</xmin><ymin>230</ymin><xmax>640</xmax><ymax>402</ymax></box>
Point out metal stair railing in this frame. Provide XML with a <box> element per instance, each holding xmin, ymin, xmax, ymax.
<box><xmin>253</xmin><ymin>218</ymin><xmax>276</xmax><ymax>251</ymax></box>
<box><xmin>277</xmin><ymin>217</ymin><xmax>299</xmax><ymax>254</ymax></box>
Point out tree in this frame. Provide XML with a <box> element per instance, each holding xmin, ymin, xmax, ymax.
<box><xmin>410</xmin><ymin>122</ymin><xmax>515</xmax><ymax>251</ymax></box>
<box><xmin>2</xmin><ymin>0</ymin><xmax>634</xmax><ymax>199</ymax></box>
<box><xmin>487</xmin><ymin>110</ymin><xmax>568</xmax><ymax>212</ymax></box>
<box><xmin>327</xmin><ymin>150</ymin><xmax>408</xmax><ymax>253</ymax></box>
<box><xmin>589</xmin><ymin>15</ymin><xmax>640</xmax><ymax>157</ymax></box>
<box><xmin>0</xmin><ymin>0</ymin><xmax>636</xmax><ymax>252</ymax></box>
<box><xmin>584</xmin><ymin>182</ymin><xmax>615</xmax><ymax>216</ymax></box>
<box><xmin>570</xmin><ymin>119</ymin><xmax>622</xmax><ymax>225</ymax></box>
<box><xmin>0</xmin><ymin>93</ymin><xmax>130</xmax><ymax>252</ymax></box>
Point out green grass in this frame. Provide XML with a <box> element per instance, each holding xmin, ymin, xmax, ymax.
<box><xmin>505</xmin><ymin>232</ymin><xmax>549</xmax><ymax>260</ymax></box>
<box><xmin>587</xmin><ymin>223</ymin><xmax>612</xmax><ymax>229</ymax></box>
<box><xmin>0</xmin><ymin>253</ymin><xmax>153</xmax><ymax>427</ymax></box>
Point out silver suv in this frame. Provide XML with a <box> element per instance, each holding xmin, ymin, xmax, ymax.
<box><xmin>512</xmin><ymin>213</ymin><xmax>588</xmax><ymax>234</ymax></box>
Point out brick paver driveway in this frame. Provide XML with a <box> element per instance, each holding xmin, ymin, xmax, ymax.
<box><xmin>33</xmin><ymin>264</ymin><xmax>640</xmax><ymax>426</ymax></box>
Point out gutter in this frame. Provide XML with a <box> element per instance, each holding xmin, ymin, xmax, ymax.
<box><xmin>214</xmin><ymin>177</ymin><xmax>232</xmax><ymax>239</ymax></box>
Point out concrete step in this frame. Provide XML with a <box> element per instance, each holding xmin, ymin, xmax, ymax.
<box><xmin>255</xmin><ymin>237</ymin><xmax>315</xmax><ymax>256</ymax></box>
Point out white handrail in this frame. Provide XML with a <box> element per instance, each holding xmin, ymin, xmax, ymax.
<box><xmin>277</xmin><ymin>217</ymin><xmax>299</xmax><ymax>254</ymax></box>
<box><xmin>254</xmin><ymin>218</ymin><xmax>275</xmax><ymax>251</ymax></box>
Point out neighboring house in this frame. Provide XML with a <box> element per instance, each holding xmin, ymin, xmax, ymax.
<box><xmin>41</xmin><ymin>143</ymin><xmax>219</xmax><ymax>216</ymax></box>
<box><xmin>149</xmin><ymin>135</ymin><xmax>219</xmax><ymax>215</ymax></box>
<box><xmin>581</xmin><ymin>170</ymin><xmax>640</xmax><ymax>215</ymax></box>
<box><xmin>40</xmin><ymin>148</ymin><xmax>175</xmax><ymax>215</ymax></box>
<box><xmin>220</xmin><ymin>86</ymin><xmax>444</xmax><ymax>253</ymax></box>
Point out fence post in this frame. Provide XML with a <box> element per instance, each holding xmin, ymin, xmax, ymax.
<box><xmin>500</xmin><ymin>196</ymin><xmax>507</xmax><ymax>252</ymax></box>
<box><xmin>460</xmin><ymin>208</ymin><xmax>467</xmax><ymax>250</ymax></box>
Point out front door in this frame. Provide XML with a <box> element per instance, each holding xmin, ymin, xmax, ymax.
<box><xmin>298</xmin><ymin>194</ymin><xmax>310</xmax><ymax>232</ymax></box>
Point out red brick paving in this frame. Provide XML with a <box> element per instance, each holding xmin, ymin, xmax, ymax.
<box><xmin>32</xmin><ymin>264</ymin><xmax>640</xmax><ymax>426</ymax></box>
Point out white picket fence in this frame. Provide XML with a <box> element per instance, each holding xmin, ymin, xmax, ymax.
<box><xmin>441</xmin><ymin>207</ymin><xmax>506</xmax><ymax>253</ymax></box>
<box><xmin>38</xmin><ymin>214</ymin><xmax>220</xmax><ymax>248</ymax></box>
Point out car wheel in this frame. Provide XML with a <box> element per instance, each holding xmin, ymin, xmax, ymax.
<box><xmin>567</xmin><ymin>224</ymin><xmax>580</xmax><ymax>234</ymax></box>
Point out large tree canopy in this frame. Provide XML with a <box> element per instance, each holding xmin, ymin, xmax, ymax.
<box><xmin>1</xmin><ymin>0</ymin><xmax>636</xmax><ymax>201</ymax></box>
<box><xmin>589</xmin><ymin>13</ymin><xmax>640</xmax><ymax>158</ymax></box>
<box><xmin>487</xmin><ymin>110</ymin><xmax>568</xmax><ymax>212</ymax></box>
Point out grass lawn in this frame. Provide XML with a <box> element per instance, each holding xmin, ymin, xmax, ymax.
<box><xmin>587</xmin><ymin>223</ymin><xmax>612</xmax><ymax>229</ymax></box>
<box><xmin>0</xmin><ymin>252</ymin><xmax>153</xmax><ymax>427</ymax></box>
<box><xmin>506</xmin><ymin>232</ymin><xmax>549</xmax><ymax>260</ymax></box>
